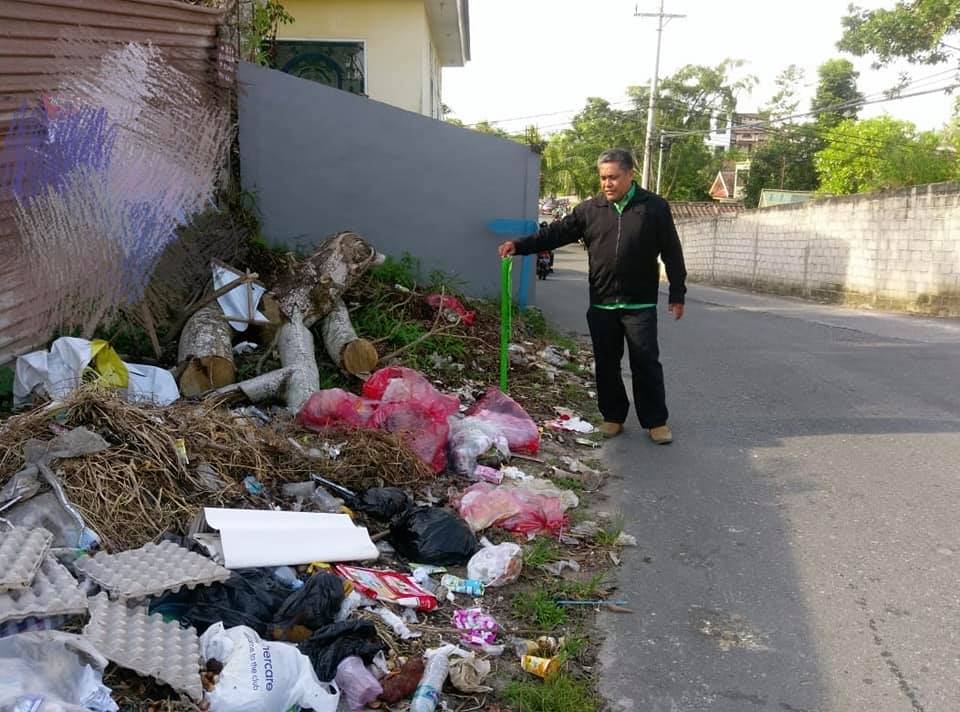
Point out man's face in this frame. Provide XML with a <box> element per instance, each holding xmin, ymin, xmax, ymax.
<box><xmin>599</xmin><ymin>162</ymin><xmax>634</xmax><ymax>202</ymax></box>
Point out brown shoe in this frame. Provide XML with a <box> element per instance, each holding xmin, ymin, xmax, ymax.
<box><xmin>599</xmin><ymin>422</ymin><xmax>624</xmax><ymax>438</ymax></box>
<box><xmin>649</xmin><ymin>425</ymin><xmax>673</xmax><ymax>444</ymax></box>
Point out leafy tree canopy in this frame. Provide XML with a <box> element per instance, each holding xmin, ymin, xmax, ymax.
<box><xmin>814</xmin><ymin>116</ymin><xmax>954</xmax><ymax>194</ymax></box>
<box><xmin>839</xmin><ymin>0</ymin><xmax>960</xmax><ymax>66</ymax></box>
<box><xmin>811</xmin><ymin>58</ymin><xmax>865</xmax><ymax>129</ymax></box>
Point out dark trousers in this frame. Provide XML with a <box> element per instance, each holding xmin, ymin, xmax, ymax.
<box><xmin>586</xmin><ymin>306</ymin><xmax>668</xmax><ymax>429</ymax></box>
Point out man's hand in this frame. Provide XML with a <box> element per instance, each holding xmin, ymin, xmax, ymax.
<box><xmin>498</xmin><ymin>241</ymin><xmax>516</xmax><ymax>258</ymax></box>
<box><xmin>668</xmin><ymin>303</ymin><xmax>684</xmax><ymax>320</ymax></box>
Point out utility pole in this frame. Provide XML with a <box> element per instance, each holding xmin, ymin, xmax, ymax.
<box><xmin>636</xmin><ymin>1</ymin><xmax>685</xmax><ymax>191</ymax></box>
<box><xmin>655</xmin><ymin>133</ymin><xmax>668</xmax><ymax>194</ymax></box>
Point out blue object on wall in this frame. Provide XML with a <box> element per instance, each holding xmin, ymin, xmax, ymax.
<box><xmin>487</xmin><ymin>218</ymin><xmax>538</xmax><ymax>236</ymax></box>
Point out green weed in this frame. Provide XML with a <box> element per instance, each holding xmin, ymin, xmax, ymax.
<box><xmin>370</xmin><ymin>253</ymin><xmax>419</xmax><ymax>288</ymax></box>
<box><xmin>503</xmin><ymin>673</ymin><xmax>599</xmax><ymax>712</ymax></box>
<box><xmin>549</xmin><ymin>475</ymin><xmax>585</xmax><ymax>493</ymax></box>
<box><xmin>523</xmin><ymin>538</ymin><xmax>563</xmax><ymax>568</ymax></box>
<box><xmin>593</xmin><ymin>516</ymin><xmax>626</xmax><ymax>548</ymax></box>
<box><xmin>513</xmin><ymin>589</ymin><xmax>567</xmax><ymax>628</ymax></box>
<box><xmin>557</xmin><ymin>572</ymin><xmax>608</xmax><ymax>601</ymax></box>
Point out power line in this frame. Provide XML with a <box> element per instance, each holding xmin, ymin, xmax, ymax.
<box><xmin>467</xmin><ymin>65</ymin><xmax>958</xmax><ymax>133</ymax></box>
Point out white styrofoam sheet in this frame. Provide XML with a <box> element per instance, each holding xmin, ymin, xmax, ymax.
<box><xmin>203</xmin><ymin>507</ymin><xmax>379</xmax><ymax>568</ymax></box>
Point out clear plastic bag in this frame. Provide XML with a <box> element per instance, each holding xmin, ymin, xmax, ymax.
<box><xmin>467</xmin><ymin>540</ymin><xmax>523</xmax><ymax>586</ymax></box>
<box><xmin>465</xmin><ymin>388</ymin><xmax>540</xmax><ymax>455</ymax></box>
<box><xmin>447</xmin><ymin>416</ymin><xmax>511</xmax><ymax>475</ymax></box>
<box><xmin>0</xmin><ymin>631</ymin><xmax>117</xmax><ymax>712</ymax></box>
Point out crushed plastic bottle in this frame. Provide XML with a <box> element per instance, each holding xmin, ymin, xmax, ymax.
<box><xmin>409</xmin><ymin>645</ymin><xmax>457</xmax><ymax>712</ymax></box>
<box><xmin>311</xmin><ymin>487</ymin><xmax>342</xmax><ymax>513</ymax></box>
<box><xmin>440</xmin><ymin>574</ymin><xmax>485</xmax><ymax>597</ymax></box>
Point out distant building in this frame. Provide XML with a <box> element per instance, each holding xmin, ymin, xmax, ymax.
<box><xmin>758</xmin><ymin>189</ymin><xmax>814</xmax><ymax>208</ymax></box>
<box><xmin>705</xmin><ymin>112</ymin><xmax>769</xmax><ymax>153</ymax></box>
<box><xmin>276</xmin><ymin>0</ymin><xmax>470</xmax><ymax>118</ymax></box>
<box><xmin>709</xmin><ymin>161</ymin><xmax>751</xmax><ymax>202</ymax></box>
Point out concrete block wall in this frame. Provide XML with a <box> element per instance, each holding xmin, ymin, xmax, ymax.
<box><xmin>675</xmin><ymin>183</ymin><xmax>960</xmax><ymax>315</ymax></box>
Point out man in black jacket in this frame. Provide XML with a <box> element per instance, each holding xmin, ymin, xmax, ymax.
<box><xmin>498</xmin><ymin>148</ymin><xmax>686</xmax><ymax>443</ymax></box>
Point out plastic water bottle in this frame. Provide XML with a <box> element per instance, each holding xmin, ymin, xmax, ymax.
<box><xmin>409</xmin><ymin>647</ymin><xmax>454</xmax><ymax>712</ymax></box>
<box><xmin>272</xmin><ymin>566</ymin><xmax>304</xmax><ymax>589</ymax></box>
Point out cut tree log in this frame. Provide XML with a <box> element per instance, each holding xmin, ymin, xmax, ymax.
<box><xmin>205</xmin><ymin>232</ymin><xmax>384</xmax><ymax>411</ymax></box>
<box><xmin>272</xmin><ymin>231</ymin><xmax>384</xmax><ymax>324</ymax></box>
<box><xmin>177</xmin><ymin>304</ymin><xmax>236</xmax><ymax>396</ymax></box>
<box><xmin>277</xmin><ymin>308</ymin><xmax>320</xmax><ymax>412</ymax></box>
<box><xmin>321</xmin><ymin>299</ymin><xmax>379</xmax><ymax>376</ymax></box>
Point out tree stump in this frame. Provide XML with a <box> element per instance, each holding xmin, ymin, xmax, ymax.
<box><xmin>177</xmin><ymin>304</ymin><xmax>235</xmax><ymax>396</ymax></box>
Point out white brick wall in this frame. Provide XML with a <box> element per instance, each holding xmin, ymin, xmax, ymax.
<box><xmin>676</xmin><ymin>183</ymin><xmax>960</xmax><ymax>314</ymax></box>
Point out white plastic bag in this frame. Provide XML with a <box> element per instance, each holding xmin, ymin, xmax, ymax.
<box><xmin>200</xmin><ymin>623</ymin><xmax>340</xmax><ymax>712</ymax></box>
<box><xmin>467</xmin><ymin>539</ymin><xmax>523</xmax><ymax>586</ymax></box>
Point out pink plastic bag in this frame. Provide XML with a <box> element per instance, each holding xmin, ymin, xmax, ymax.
<box><xmin>298</xmin><ymin>389</ymin><xmax>377</xmax><ymax>430</ymax></box>
<box><xmin>363</xmin><ymin>367</ymin><xmax>459</xmax><ymax>418</ymax></box>
<box><xmin>497</xmin><ymin>488</ymin><xmax>568</xmax><ymax>536</ymax></box>
<box><xmin>466</xmin><ymin>388</ymin><xmax>540</xmax><ymax>455</ymax></box>
<box><xmin>369</xmin><ymin>401</ymin><xmax>450</xmax><ymax>473</ymax></box>
<box><xmin>425</xmin><ymin>294</ymin><xmax>477</xmax><ymax>326</ymax></box>
<box><xmin>459</xmin><ymin>482</ymin><xmax>522</xmax><ymax>532</ymax></box>
<box><xmin>457</xmin><ymin>482</ymin><xmax>567</xmax><ymax>536</ymax></box>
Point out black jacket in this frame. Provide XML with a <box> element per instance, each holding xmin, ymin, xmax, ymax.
<box><xmin>514</xmin><ymin>186</ymin><xmax>687</xmax><ymax>305</ymax></box>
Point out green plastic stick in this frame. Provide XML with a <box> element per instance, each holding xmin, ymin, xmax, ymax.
<box><xmin>499</xmin><ymin>257</ymin><xmax>513</xmax><ymax>392</ymax></box>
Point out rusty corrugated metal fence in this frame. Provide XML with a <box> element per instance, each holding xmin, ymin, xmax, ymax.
<box><xmin>0</xmin><ymin>0</ymin><xmax>229</xmax><ymax>366</ymax></box>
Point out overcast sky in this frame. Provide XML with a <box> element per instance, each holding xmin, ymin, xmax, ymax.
<box><xmin>442</xmin><ymin>0</ymin><xmax>959</xmax><ymax>134</ymax></box>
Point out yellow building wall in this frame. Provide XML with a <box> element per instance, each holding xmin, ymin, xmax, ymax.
<box><xmin>279</xmin><ymin>0</ymin><xmax>440</xmax><ymax>116</ymax></box>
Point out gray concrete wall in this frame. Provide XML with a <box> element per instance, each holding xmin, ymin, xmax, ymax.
<box><xmin>675</xmin><ymin>183</ymin><xmax>960</xmax><ymax>316</ymax></box>
<box><xmin>237</xmin><ymin>62</ymin><xmax>540</xmax><ymax>300</ymax></box>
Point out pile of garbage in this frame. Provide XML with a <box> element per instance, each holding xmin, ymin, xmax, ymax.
<box><xmin>0</xmin><ymin>351</ymin><xmax>618</xmax><ymax>710</ymax></box>
<box><xmin>0</xmin><ymin>232</ymin><xmax>621</xmax><ymax>710</ymax></box>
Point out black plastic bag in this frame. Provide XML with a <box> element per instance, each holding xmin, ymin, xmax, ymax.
<box><xmin>350</xmin><ymin>487</ymin><xmax>411</xmax><ymax>521</ymax></box>
<box><xmin>298</xmin><ymin>620</ymin><xmax>386</xmax><ymax>682</ymax></box>
<box><xmin>389</xmin><ymin>506</ymin><xmax>479</xmax><ymax>565</ymax></box>
<box><xmin>150</xmin><ymin>568</ymin><xmax>288</xmax><ymax>636</ymax></box>
<box><xmin>274</xmin><ymin>572</ymin><xmax>344</xmax><ymax>629</ymax></box>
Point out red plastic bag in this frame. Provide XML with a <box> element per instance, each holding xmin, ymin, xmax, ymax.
<box><xmin>363</xmin><ymin>367</ymin><xmax>459</xmax><ymax>418</ymax></box>
<box><xmin>298</xmin><ymin>389</ymin><xmax>377</xmax><ymax>430</ymax></box>
<box><xmin>497</xmin><ymin>488</ymin><xmax>568</xmax><ymax>536</ymax></box>
<box><xmin>368</xmin><ymin>401</ymin><xmax>450</xmax><ymax>473</ymax></box>
<box><xmin>466</xmin><ymin>388</ymin><xmax>540</xmax><ymax>455</ymax></box>
<box><xmin>457</xmin><ymin>482</ymin><xmax>567</xmax><ymax>536</ymax></box>
<box><xmin>425</xmin><ymin>294</ymin><xmax>476</xmax><ymax>326</ymax></box>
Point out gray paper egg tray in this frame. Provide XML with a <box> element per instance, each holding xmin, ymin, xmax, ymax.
<box><xmin>75</xmin><ymin>540</ymin><xmax>231</xmax><ymax>600</ymax></box>
<box><xmin>0</xmin><ymin>526</ymin><xmax>52</xmax><ymax>592</ymax></box>
<box><xmin>0</xmin><ymin>556</ymin><xmax>87</xmax><ymax>624</ymax></box>
<box><xmin>83</xmin><ymin>592</ymin><xmax>202</xmax><ymax>700</ymax></box>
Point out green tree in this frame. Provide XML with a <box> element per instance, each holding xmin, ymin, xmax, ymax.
<box><xmin>811</xmin><ymin>58</ymin><xmax>864</xmax><ymax>129</ymax></box>
<box><xmin>762</xmin><ymin>64</ymin><xmax>806</xmax><ymax>119</ymax></box>
<box><xmin>839</xmin><ymin>0</ymin><xmax>960</xmax><ymax>67</ymax></box>
<box><xmin>633</xmin><ymin>59</ymin><xmax>756</xmax><ymax>200</ymax></box>
<box><xmin>744</xmin><ymin>125</ymin><xmax>822</xmax><ymax>206</ymax></box>
<box><xmin>814</xmin><ymin>116</ymin><xmax>954</xmax><ymax>194</ymax></box>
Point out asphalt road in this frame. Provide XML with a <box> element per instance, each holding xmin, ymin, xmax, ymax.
<box><xmin>534</xmin><ymin>245</ymin><xmax>960</xmax><ymax>712</ymax></box>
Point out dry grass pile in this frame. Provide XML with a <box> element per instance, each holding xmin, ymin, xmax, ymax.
<box><xmin>0</xmin><ymin>387</ymin><xmax>433</xmax><ymax>551</ymax></box>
